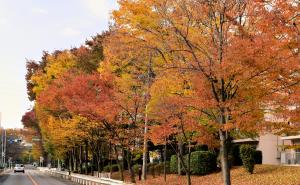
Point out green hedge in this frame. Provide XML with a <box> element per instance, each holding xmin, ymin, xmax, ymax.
<box><xmin>170</xmin><ymin>152</ymin><xmax>217</xmax><ymax>175</ymax></box>
<box><xmin>170</xmin><ymin>155</ymin><xmax>178</xmax><ymax>173</ymax></box>
<box><xmin>254</xmin><ymin>150</ymin><xmax>262</xmax><ymax>164</ymax></box>
<box><xmin>240</xmin><ymin>144</ymin><xmax>255</xmax><ymax>174</ymax></box>
<box><xmin>103</xmin><ymin>164</ymin><xmax>119</xmax><ymax>172</ymax></box>
<box><xmin>189</xmin><ymin>151</ymin><xmax>217</xmax><ymax>175</ymax></box>
<box><xmin>170</xmin><ymin>155</ymin><xmax>184</xmax><ymax>174</ymax></box>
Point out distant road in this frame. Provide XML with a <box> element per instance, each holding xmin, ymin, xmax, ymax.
<box><xmin>0</xmin><ymin>168</ymin><xmax>75</xmax><ymax>185</ymax></box>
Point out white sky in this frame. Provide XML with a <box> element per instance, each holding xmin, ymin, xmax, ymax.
<box><xmin>0</xmin><ymin>0</ymin><xmax>118</xmax><ymax>128</ymax></box>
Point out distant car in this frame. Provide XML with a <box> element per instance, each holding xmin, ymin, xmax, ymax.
<box><xmin>14</xmin><ymin>164</ymin><xmax>25</xmax><ymax>173</ymax></box>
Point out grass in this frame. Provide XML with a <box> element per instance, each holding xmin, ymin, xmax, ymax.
<box><xmin>115</xmin><ymin>165</ymin><xmax>300</xmax><ymax>185</ymax></box>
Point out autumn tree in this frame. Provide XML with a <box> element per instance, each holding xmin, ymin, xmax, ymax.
<box><xmin>148</xmin><ymin>71</ymin><xmax>217</xmax><ymax>185</ymax></box>
<box><xmin>24</xmin><ymin>32</ymin><xmax>109</xmax><ymax>171</ymax></box>
<box><xmin>113</xmin><ymin>1</ymin><xmax>300</xmax><ymax>184</ymax></box>
<box><xmin>102</xmin><ymin>28</ymin><xmax>159</xmax><ymax>180</ymax></box>
<box><xmin>35</xmin><ymin>71</ymin><xmax>119</xmax><ymax>179</ymax></box>
<box><xmin>22</xmin><ymin>110</ymin><xmax>39</xmax><ymax>131</ymax></box>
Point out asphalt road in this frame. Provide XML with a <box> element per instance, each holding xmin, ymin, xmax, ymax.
<box><xmin>0</xmin><ymin>169</ymin><xmax>76</xmax><ymax>185</ymax></box>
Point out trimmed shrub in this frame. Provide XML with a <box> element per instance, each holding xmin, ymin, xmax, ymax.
<box><xmin>254</xmin><ymin>150</ymin><xmax>262</xmax><ymax>164</ymax></box>
<box><xmin>103</xmin><ymin>164</ymin><xmax>119</xmax><ymax>172</ymax></box>
<box><xmin>189</xmin><ymin>151</ymin><xmax>217</xmax><ymax>175</ymax></box>
<box><xmin>240</xmin><ymin>144</ymin><xmax>255</xmax><ymax>174</ymax></box>
<box><xmin>170</xmin><ymin>155</ymin><xmax>178</xmax><ymax>173</ymax></box>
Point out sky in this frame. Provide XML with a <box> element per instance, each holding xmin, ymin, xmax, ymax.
<box><xmin>0</xmin><ymin>0</ymin><xmax>118</xmax><ymax>128</ymax></box>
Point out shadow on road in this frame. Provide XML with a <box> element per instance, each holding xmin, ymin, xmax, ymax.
<box><xmin>0</xmin><ymin>173</ymin><xmax>9</xmax><ymax>184</ymax></box>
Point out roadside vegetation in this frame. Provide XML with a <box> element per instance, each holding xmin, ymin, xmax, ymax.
<box><xmin>134</xmin><ymin>165</ymin><xmax>300</xmax><ymax>185</ymax></box>
<box><xmin>21</xmin><ymin>1</ymin><xmax>300</xmax><ymax>185</ymax></box>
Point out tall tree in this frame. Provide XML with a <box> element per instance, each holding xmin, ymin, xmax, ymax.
<box><xmin>148</xmin><ymin>71</ymin><xmax>217</xmax><ymax>185</ymax></box>
<box><xmin>113</xmin><ymin>1</ymin><xmax>300</xmax><ymax>184</ymax></box>
<box><xmin>102</xmin><ymin>29</ymin><xmax>158</xmax><ymax>180</ymax></box>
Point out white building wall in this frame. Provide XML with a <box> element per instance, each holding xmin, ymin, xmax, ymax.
<box><xmin>256</xmin><ymin>134</ymin><xmax>283</xmax><ymax>165</ymax></box>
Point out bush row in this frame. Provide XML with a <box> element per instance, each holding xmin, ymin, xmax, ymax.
<box><xmin>232</xmin><ymin>144</ymin><xmax>262</xmax><ymax>166</ymax></box>
<box><xmin>102</xmin><ymin>146</ymin><xmax>261</xmax><ymax>176</ymax></box>
<box><xmin>170</xmin><ymin>151</ymin><xmax>217</xmax><ymax>175</ymax></box>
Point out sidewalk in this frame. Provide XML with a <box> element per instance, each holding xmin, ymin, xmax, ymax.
<box><xmin>38</xmin><ymin>167</ymin><xmax>132</xmax><ymax>185</ymax></box>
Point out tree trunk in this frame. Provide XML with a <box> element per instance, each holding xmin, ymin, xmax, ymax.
<box><xmin>85</xmin><ymin>142</ymin><xmax>88</xmax><ymax>175</ymax></box>
<box><xmin>57</xmin><ymin>159</ymin><xmax>60</xmax><ymax>170</ymax></box>
<box><xmin>99</xmin><ymin>147</ymin><xmax>103</xmax><ymax>172</ymax></box>
<box><xmin>97</xmin><ymin>159</ymin><xmax>101</xmax><ymax>173</ymax></box>
<box><xmin>177</xmin><ymin>150</ymin><xmax>191</xmax><ymax>185</ymax></box>
<box><xmin>142</xmin><ymin>104</ymin><xmax>149</xmax><ymax>180</ymax></box>
<box><xmin>220</xmin><ymin>130</ymin><xmax>231</xmax><ymax>185</ymax></box>
<box><xmin>109</xmin><ymin>142</ymin><xmax>113</xmax><ymax>178</ymax></box>
<box><xmin>186</xmin><ymin>168</ymin><xmax>191</xmax><ymax>185</ymax></box>
<box><xmin>186</xmin><ymin>141</ymin><xmax>191</xmax><ymax>185</ymax></box>
<box><xmin>127</xmin><ymin>151</ymin><xmax>136</xmax><ymax>183</ymax></box>
<box><xmin>120</xmin><ymin>148</ymin><xmax>125</xmax><ymax>181</ymax></box>
<box><xmin>115</xmin><ymin>146</ymin><xmax>124</xmax><ymax>181</ymax></box>
<box><xmin>97</xmin><ymin>145</ymin><xmax>102</xmax><ymax>173</ymax></box>
<box><xmin>69</xmin><ymin>151</ymin><xmax>72</xmax><ymax>172</ymax></box>
<box><xmin>164</xmin><ymin>138</ymin><xmax>167</xmax><ymax>182</ymax></box>
<box><xmin>72</xmin><ymin>148</ymin><xmax>77</xmax><ymax>172</ymax></box>
<box><xmin>178</xmin><ymin>141</ymin><xmax>183</xmax><ymax>175</ymax></box>
<box><xmin>92</xmin><ymin>152</ymin><xmax>95</xmax><ymax>174</ymax></box>
<box><xmin>79</xmin><ymin>146</ymin><xmax>83</xmax><ymax>173</ymax></box>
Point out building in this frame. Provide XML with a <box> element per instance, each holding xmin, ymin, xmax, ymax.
<box><xmin>234</xmin><ymin>133</ymin><xmax>300</xmax><ymax>165</ymax></box>
<box><xmin>232</xmin><ymin>107</ymin><xmax>300</xmax><ymax>165</ymax></box>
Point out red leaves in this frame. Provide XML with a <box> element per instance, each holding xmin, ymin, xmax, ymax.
<box><xmin>38</xmin><ymin>71</ymin><xmax>118</xmax><ymax>123</ymax></box>
<box><xmin>21</xmin><ymin>110</ymin><xmax>38</xmax><ymax>129</ymax></box>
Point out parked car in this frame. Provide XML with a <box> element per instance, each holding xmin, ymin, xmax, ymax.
<box><xmin>14</xmin><ymin>164</ymin><xmax>25</xmax><ymax>173</ymax></box>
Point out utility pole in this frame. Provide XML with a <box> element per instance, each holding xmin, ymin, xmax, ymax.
<box><xmin>0</xmin><ymin>113</ymin><xmax>7</xmax><ymax>168</ymax></box>
<box><xmin>3</xmin><ymin>129</ymin><xmax>6</xmax><ymax>168</ymax></box>
<box><xmin>0</xmin><ymin>112</ymin><xmax>3</xmax><ymax>168</ymax></box>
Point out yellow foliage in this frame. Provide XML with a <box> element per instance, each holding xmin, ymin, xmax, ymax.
<box><xmin>31</xmin><ymin>51</ymin><xmax>76</xmax><ymax>96</ymax></box>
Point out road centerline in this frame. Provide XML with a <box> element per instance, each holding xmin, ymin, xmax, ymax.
<box><xmin>27</xmin><ymin>172</ymin><xmax>39</xmax><ymax>185</ymax></box>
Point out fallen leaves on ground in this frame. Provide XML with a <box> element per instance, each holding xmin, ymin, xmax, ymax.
<box><xmin>127</xmin><ymin>165</ymin><xmax>300</xmax><ymax>185</ymax></box>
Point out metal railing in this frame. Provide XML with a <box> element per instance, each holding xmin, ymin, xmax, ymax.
<box><xmin>38</xmin><ymin>168</ymin><xmax>131</xmax><ymax>185</ymax></box>
<box><xmin>281</xmin><ymin>152</ymin><xmax>300</xmax><ymax>165</ymax></box>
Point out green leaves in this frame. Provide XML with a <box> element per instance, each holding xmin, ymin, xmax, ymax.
<box><xmin>240</xmin><ymin>144</ymin><xmax>256</xmax><ymax>174</ymax></box>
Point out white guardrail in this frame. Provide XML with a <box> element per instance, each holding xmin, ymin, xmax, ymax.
<box><xmin>38</xmin><ymin>167</ymin><xmax>132</xmax><ymax>185</ymax></box>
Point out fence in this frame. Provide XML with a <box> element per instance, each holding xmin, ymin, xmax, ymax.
<box><xmin>93</xmin><ymin>171</ymin><xmax>111</xmax><ymax>178</ymax></box>
<box><xmin>38</xmin><ymin>168</ymin><xmax>131</xmax><ymax>185</ymax></box>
